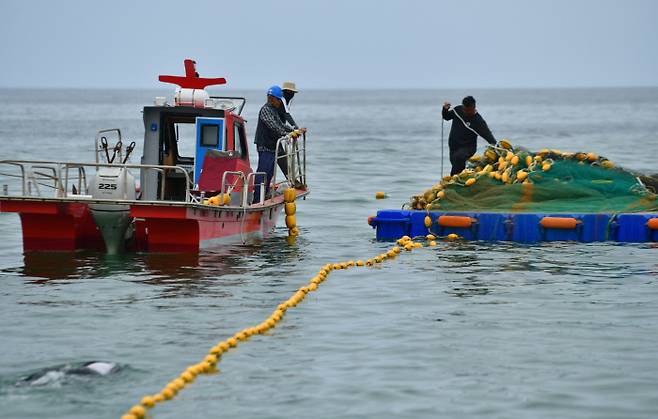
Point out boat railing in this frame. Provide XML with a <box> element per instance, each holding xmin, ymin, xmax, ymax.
<box><xmin>246</xmin><ymin>171</ymin><xmax>267</xmax><ymax>205</ymax></box>
<box><xmin>273</xmin><ymin>131</ymin><xmax>307</xmax><ymax>189</ymax></box>
<box><xmin>0</xmin><ymin>160</ymin><xmax>192</xmax><ymax>203</ymax></box>
<box><xmin>220</xmin><ymin>171</ymin><xmax>247</xmax><ymax>206</ymax></box>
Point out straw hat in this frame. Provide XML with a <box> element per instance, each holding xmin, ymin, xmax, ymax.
<box><xmin>282</xmin><ymin>81</ymin><xmax>298</xmax><ymax>92</ymax></box>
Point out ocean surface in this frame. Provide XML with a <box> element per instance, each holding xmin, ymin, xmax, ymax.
<box><xmin>0</xmin><ymin>87</ymin><xmax>657</xmax><ymax>419</ymax></box>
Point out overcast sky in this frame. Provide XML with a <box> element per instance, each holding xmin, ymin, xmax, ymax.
<box><xmin>1</xmin><ymin>0</ymin><xmax>657</xmax><ymax>89</ymax></box>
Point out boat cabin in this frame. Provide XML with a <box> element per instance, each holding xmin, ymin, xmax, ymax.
<box><xmin>140</xmin><ymin>59</ymin><xmax>252</xmax><ymax>202</ymax></box>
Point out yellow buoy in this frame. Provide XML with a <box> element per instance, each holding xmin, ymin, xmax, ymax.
<box><xmin>601</xmin><ymin>160</ymin><xmax>614</xmax><ymax>169</ymax></box>
<box><xmin>499</xmin><ymin>139</ymin><xmax>512</xmax><ymax>150</ymax></box>
<box><xmin>542</xmin><ymin>163</ymin><xmax>552</xmax><ymax>171</ymax></box>
<box><xmin>161</xmin><ymin>387</ymin><xmax>175</xmax><ymax>400</ymax></box>
<box><xmin>468</xmin><ymin>154</ymin><xmax>481</xmax><ymax>162</ymax></box>
<box><xmin>499</xmin><ymin>160</ymin><xmax>508</xmax><ymax>170</ymax></box>
<box><xmin>284</xmin><ymin>202</ymin><xmax>296</xmax><ymax>215</ymax></box>
<box><xmin>501</xmin><ymin>171</ymin><xmax>509</xmax><ymax>183</ymax></box>
<box><xmin>424</xmin><ymin>215</ymin><xmax>432</xmax><ymax>228</ymax></box>
<box><xmin>587</xmin><ymin>152</ymin><xmax>598</xmax><ymax>161</ymax></box>
<box><xmin>511</xmin><ymin>155</ymin><xmax>519</xmax><ymax>166</ymax></box>
<box><xmin>284</xmin><ymin>188</ymin><xmax>296</xmax><ymax>203</ymax></box>
<box><xmin>129</xmin><ymin>405</ymin><xmax>146</xmax><ymax>418</ymax></box>
<box><xmin>285</xmin><ymin>215</ymin><xmax>297</xmax><ymax>229</ymax></box>
<box><xmin>426</xmin><ymin>234</ymin><xmax>436</xmax><ymax>240</ymax></box>
<box><xmin>465</xmin><ymin>178</ymin><xmax>476</xmax><ymax>186</ymax></box>
<box><xmin>516</xmin><ymin>170</ymin><xmax>528</xmax><ymax>181</ymax></box>
<box><xmin>525</xmin><ymin>155</ymin><xmax>533</xmax><ymax>166</ymax></box>
<box><xmin>534</xmin><ymin>155</ymin><xmax>543</xmax><ymax>162</ymax></box>
<box><xmin>375</xmin><ymin>191</ymin><xmax>387</xmax><ymax>199</ymax></box>
<box><xmin>447</xmin><ymin>233</ymin><xmax>459</xmax><ymax>240</ymax></box>
<box><xmin>140</xmin><ymin>396</ymin><xmax>155</xmax><ymax>408</ymax></box>
<box><xmin>181</xmin><ymin>371</ymin><xmax>195</xmax><ymax>383</ymax></box>
<box><xmin>437</xmin><ymin>190</ymin><xmax>446</xmax><ymax>199</ymax></box>
<box><xmin>505</xmin><ymin>152</ymin><xmax>514</xmax><ymax>161</ymax></box>
<box><xmin>222</xmin><ymin>193</ymin><xmax>231</xmax><ymax>205</ymax></box>
<box><xmin>289</xmin><ymin>227</ymin><xmax>300</xmax><ymax>236</ymax></box>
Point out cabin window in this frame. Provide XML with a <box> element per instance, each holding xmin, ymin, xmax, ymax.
<box><xmin>201</xmin><ymin>124</ymin><xmax>220</xmax><ymax>147</ymax></box>
<box><xmin>233</xmin><ymin>123</ymin><xmax>248</xmax><ymax>159</ymax></box>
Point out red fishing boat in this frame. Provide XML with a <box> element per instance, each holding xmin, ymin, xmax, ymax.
<box><xmin>0</xmin><ymin>60</ymin><xmax>308</xmax><ymax>253</ymax></box>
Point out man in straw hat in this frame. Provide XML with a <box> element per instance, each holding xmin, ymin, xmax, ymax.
<box><xmin>280</xmin><ymin>81</ymin><xmax>301</xmax><ymax>130</ymax></box>
<box><xmin>276</xmin><ymin>81</ymin><xmax>306</xmax><ymax>182</ymax></box>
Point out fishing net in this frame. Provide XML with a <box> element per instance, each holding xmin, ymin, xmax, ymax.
<box><xmin>410</xmin><ymin>140</ymin><xmax>658</xmax><ymax>213</ymax></box>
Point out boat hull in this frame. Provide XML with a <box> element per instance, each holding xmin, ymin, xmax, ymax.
<box><xmin>0</xmin><ymin>190</ymin><xmax>304</xmax><ymax>253</ymax></box>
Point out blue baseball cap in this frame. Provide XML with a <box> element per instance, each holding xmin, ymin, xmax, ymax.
<box><xmin>267</xmin><ymin>85</ymin><xmax>283</xmax><ymax>99</ymax></box>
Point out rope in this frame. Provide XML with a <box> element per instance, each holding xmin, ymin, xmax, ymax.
<box><xmin>441</xmin><ymin>118</ymin><xmax>445</xmax><ymax>177</ymax></box>
<box><xmin>118</xmin><ymin>235</ymin><xmax>438</xmax><ymax>419</ymax></box>
<box><xmin>447</xmin><ymin>106</ymin><xmax>508</xmax><ymax>154</ymax></box>
<box><xmin>449</xmin><ymin>106</ymin><xmax>484</xmax><ymax>139</ymax></box>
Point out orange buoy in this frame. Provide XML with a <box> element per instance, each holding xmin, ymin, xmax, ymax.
<box><xmin>437</xmin><ymin>215</ymin><xmax>474</xmax><ymax>228</ymax></box>
<box><xmin>540</xmin><ymin>217</ymin><xmax>581</xmax><ymax>229</ymax></box>
<box><xmin>647</xmin><ymin>218</ymin><xmax>658</xmax><ymax>230</ymax></box>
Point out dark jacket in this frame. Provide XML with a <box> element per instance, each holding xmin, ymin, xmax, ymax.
<box><xmin>254</xmin><ymin>103</ymin><xmax>293</xmax><ymax>151</ymax></box>
<box><xmin>442</xmin><ymin>105</ymin><xmax>496</xmax><ymax>150</ymax></box>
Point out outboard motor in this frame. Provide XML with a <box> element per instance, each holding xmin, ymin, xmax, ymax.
<box><xmin>89</xmin><ymin>167</ymin><xmax>136</xmax><ymax>254</ymax></box>
<box><xmin>88</xmin><ymin>136</ymin><xmax>137</xmax><ymax>254</ymax></box>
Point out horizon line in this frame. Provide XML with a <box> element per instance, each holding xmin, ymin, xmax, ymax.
<box><xmin>1</xmin><ymin>84</ymin><xmax>658</xmax><ymax>91</ymax></box>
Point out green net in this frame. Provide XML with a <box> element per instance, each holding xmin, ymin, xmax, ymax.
<box><xmin>411</xmin><ymin>141</ymin><xmax>658</xmax><ymax>213</ymax></box>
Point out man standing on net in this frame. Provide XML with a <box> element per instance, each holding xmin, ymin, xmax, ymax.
<box><xmin>442</xmin><ymin>96</ymin><xmax>497</xmax><ymax>175</ymax></box>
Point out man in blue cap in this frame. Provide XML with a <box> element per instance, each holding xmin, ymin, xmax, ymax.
<box><xmin>253</xmin><ymin>85</ymin><xmax>296</xmax><ymax>203</ymax></box>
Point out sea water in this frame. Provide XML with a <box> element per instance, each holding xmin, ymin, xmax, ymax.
<box><xmin>0</xmin><ymin>88</ymin><xmax>657</xmax><ymax>418</ymax></box>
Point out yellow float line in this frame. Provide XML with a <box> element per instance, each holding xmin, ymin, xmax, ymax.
<box><xmin>119</xmin><ymin>234</ymin><xmax>439</xmax><ymax>419</ymax></box>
